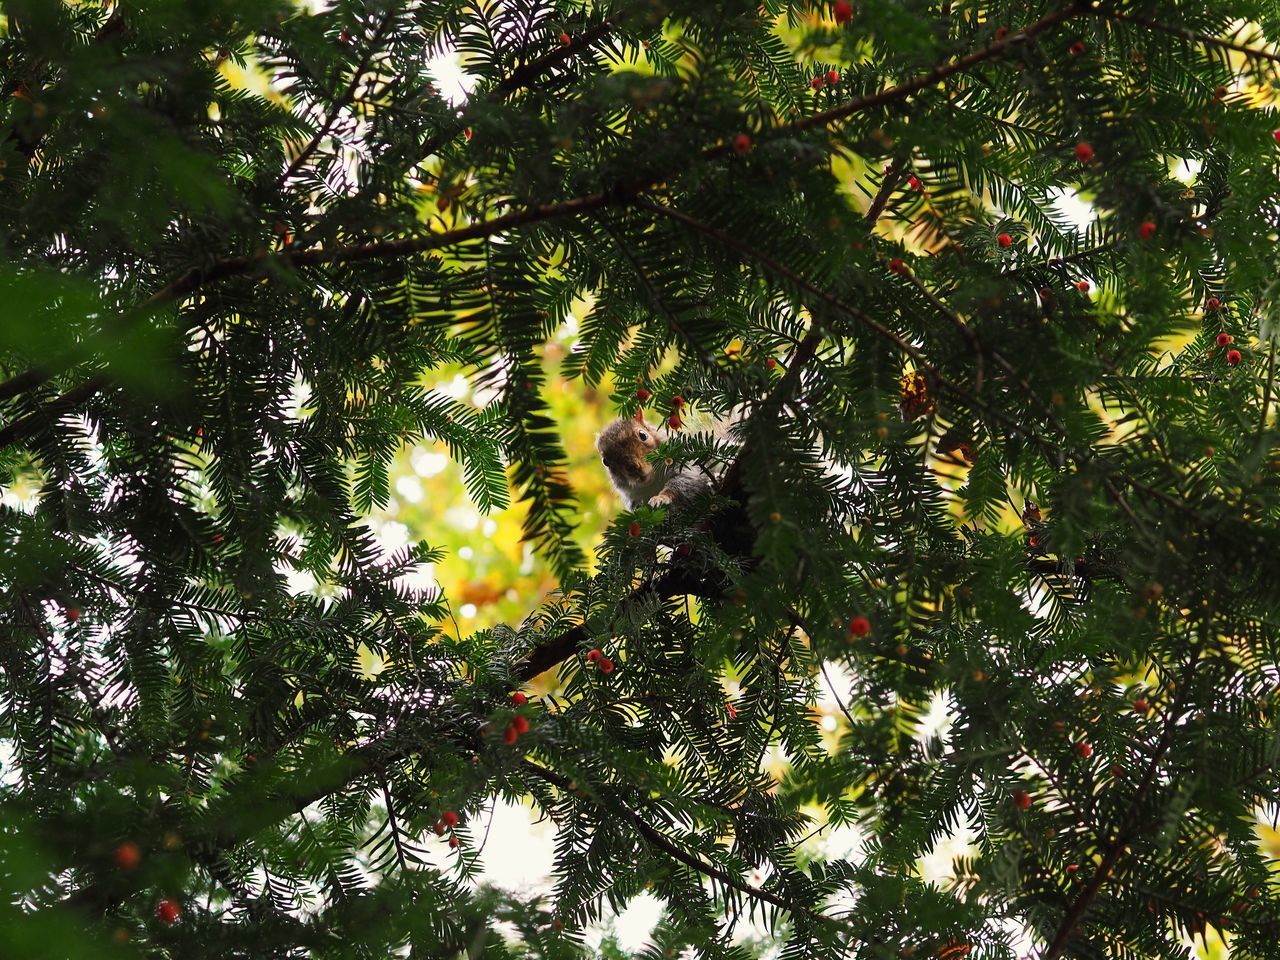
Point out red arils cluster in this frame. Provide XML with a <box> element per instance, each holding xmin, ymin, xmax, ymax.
<box><xmin>599</xmin><ymin>657</ymin><xmax>615</xmax><ymax>674</ymax></box>
<box><xmin>558</xmin><ymin>32</ymin><xmax>571</xmax><ymax>46</ymax></box>
<box><xmin>155</xmin><ymin>899</ymin><xmax>181</xmax><ymax>925</ymax></box>
<box><xmin>1216</xmin><ymin>333</ymin><xmax>1233</xmax><ymax>347</ymax></box>
<box><xmin>436</xmin><ymin>810</ymin><xmax>464</xmax><ymax>845</ymax></box>
<box><xmin>733</xmin><ymin>133</ymin><xmax>752</xmax><ymax>155</ymax></box>
<box><xmin>827</xmin><ymin>70</ymin><xmax>839</xmax><ymax>86</ymax></box>
<box><xmin>64</xmin><ymin>606</ymin><xmax>81</xmax><ymax>622</ymax></box>
<box><xmin>628</xmin><ymin>521</ymin><xmax>641</xmax><ymax>538</ymax></box>
<box><xmin>1074</xmin><ymin>741</ymin><xmax>1093</xmax><ymax>758</ymax></box>
<box><xmin>1074</xmin><ymin>141</ymin><xmax>1094</xmax><ymax>164</ymax></box>
<box><xmin>1012</xmin><ymin>789</ymin><xmax>1032</xmax><ymax>811</ymax></box>
<box><xmin>1077</xmin><ymin>280</ymin><xmax>1090</xmax><ymax>292</ymax></box>
<box><xmin>1138</xmin><ymin>221</ymin><xmax>1157</xmax><ymax>240</ymax></box>
<box><xmin>810</xmin><ymin>75</ymin><xmax>825</xmax><ymax>91</ymax></box>
<box><xmin>908</xmin><ymin>175</ymin><xmax>922</xmax><ymax>191</ymax></box>
<box><xmin>636</xmin><ymin>387</ymin><xmax>651</xmax><ymax>402</ymax></box>
<box><xmin>587</xmin><ymin>649</ymin><xmax>602</xmax><ymax>664</ymax></box>
<box><xmin>1205</xmin><ymin>297</ymin><xmax>1221</xmax><ymax>312</ymax></box>
<box><xmin>511</xmin><ymin>691</ymin><xmax>528</xmax><ymax>706</ymax></box>
<box><xmin>671</xmin><ymin>395</ymin><xmax>684</xmax><ymax>409</ymax></box>
<box><xmin>848</xmin><ymin>616</ymin><xmax>871</xmax><ymax>637</ymax></box>
<box><xmin>1132</xmin><ymin>697</ymin><xmax>1149</xmax><ymax>713</ymax></box>
<box><xmin>766</xmin><ymin>358</ymin><xmax>777</xmax><ymax>370</ymax></box>
<box><xmin>888</xmin><ymin>257</ymin><xmax>907</xmax><ymax>275</ymax></box>
<box><xmin>585</xmin><ymin>649</ymin><xmax>615</xmax><ymax>674</ymax></box>
<box><xmin>1069</xmin><ymin>41</ymin><xmax>1087</xmax><ymax>56</ymax></box>
<box><xmin>1227</xmin><ymin>349</ymin><xmax>1243</xmax><ymax>365</ymax></box>
<box><xmin>834</xmin><ymin>0</ymin><xmax>853</xmax><ymax>24</ymax></box>
<box><xmin>113</xmin><ymin>841</ymin><xmax>141</xmax><ymax>871</ymax></box>
<box><xmin>995</xmin><ymin>26</ymin><xmax>1008</xmax><ymax>41</ymax></box>
<box><xmin>668</xmin><ymin>414</ymin><xmax>682</xmax><ymax>430</ymax></box>
<box><xmin>997</xmin><ymin>232</ymin><xmax>1012</xmax><ymax>248</ymax></box>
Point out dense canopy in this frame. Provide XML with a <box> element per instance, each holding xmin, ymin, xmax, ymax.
<box><xmin>3</xmin><ymin>1</ymin><xmax>1280</xmax><ymax>958</ymax></box>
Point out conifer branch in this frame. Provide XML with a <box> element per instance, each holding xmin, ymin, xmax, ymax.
<box><xmin>277</xmin><ymin>8</ymin><xmax>400</xmax><ymax>188</ymax></box>
<box><xmin>520</xmin><ymin>759</ymin><xmax>846</xmax><ymax>929</ymax></box>
<box><xmin>705</xmin><ymin>3</ymin><xmax>1087</xmax><ymax>156</ymax></box>
<box><xmin>1099</xmin><ymin>10</ymin><xmax>1280</xmax><ymax>64</ymax></box>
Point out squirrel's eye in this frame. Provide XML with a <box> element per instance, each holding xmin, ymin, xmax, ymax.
<box><xmin>637</xmin><ymin>431</ymin><xmax>648</xmax><ymax>442</ymax></box>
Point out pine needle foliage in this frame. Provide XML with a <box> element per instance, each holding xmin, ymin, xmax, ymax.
<box><xmin>2</xmin><ymin>0</ymin><xmax>1280</xmax><ymax>957</ymax></box>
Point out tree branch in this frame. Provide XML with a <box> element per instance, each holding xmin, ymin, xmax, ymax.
<box><xmin>1099</xmin><ymin>9</ymin><xmax>1280</xmax><ymax>65</ymax></box>
<box><xmin>278</xmin><ymin>8</ymin><xmax>400</xmax><ymax>188</ymax></box>
<box><xmin>520</xmin><ymin>759</ymin><xmax>844</xmax><ymax>928</ymax></box>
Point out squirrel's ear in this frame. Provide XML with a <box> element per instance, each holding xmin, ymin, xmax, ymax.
<box><xmin>633</xmin><ymin>409</ymin><xmax>646</xmax><ymax>423</ymax></box>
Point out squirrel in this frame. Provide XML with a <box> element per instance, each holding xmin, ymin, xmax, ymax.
<box><xmin>596</xmin><ymin>410</ymin><xmax>716</xmax><ymax>509</ymax></box>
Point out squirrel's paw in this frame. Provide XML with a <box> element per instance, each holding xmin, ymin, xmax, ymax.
<box><xmin>648</xmin><ymin>490</ymin><xmax>674</xmax><ymax>508</ymax></box>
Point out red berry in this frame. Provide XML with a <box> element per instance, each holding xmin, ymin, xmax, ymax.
<box><xmin>766</xmin><ymin>358</ymin><xmax>777</xmax><ymax>370</ymax></box>
<box><xmin>1206</xmin><ymin>297</ymin><xmax>1221</xmax><ymax>312</ymax></box>
<box><xmin>64</xmin><ymin>606</ymin><xmax>80</xmax><ymax>622</ymax></box>
<box><xmin>733</xmin><ymin>133</ymin><xmax>752</xmax><ymax>155</ymax></box>
<box><xmin>834</xmin><ymin>0</ymin><xmax>853</xmax><ymax>24</ymax></box>
<box><xmin>1069</xmin><ymin>41</ymin><xmax>1086</xmax><ymax>56</ymax></box>
<box><xmin>848</xmin><ymin>616</ymin><xmax>871</xmax><ymax>637</ymax></box>
<box><xmin>1074</xmin><ymin>142</ymin><xmax>1094</xmax><ymax>164</ymax></box>
<box><xmin>586</xmin><ymin>649</ymin><xmax>602</xmax><ymax>663</ymax></box>
<box><xmin>888</xmin><ymin>257</ymin><xmax>907</xmax><ymax>275</ymax></box>
<box><xmin>1227</xmin><ymin>349</ymin><xmax>1243</xmax><ymax>365</ymax></box>
<box><xmin>1133</xmin><ymin>698</ymin><xmax>1149</xmax><ymax>713</ymax></box>
<box><xmin>511</xmin><ymin>691</ymin><xmax>528</xmax><ymax>706</ymax></box>
<box><xmin>113</xmin><ymin>841</ymin><xmax>141</xmax><ymax>871</ymax></box>
<box><xmin>441</xmin><ymin>810</ymin><xmax>459</xmax><ymax>827</ymax></box>
<box><xmin>668</xmin><ymin>414</ymin><xmax>682</xmax><ymax>429</ymax></box>
<box><xmin>827</xmin><ymin>70</ymin><xmax>839</xmax><ymax>86</ymax></box>
<box><xmin>995</xmin><ymin>26</ymin><xmax>1008</xmax><ymax>41</ymax></box>
<box><xmin>1216</xmin><ymin>333</ymin><xmax>1233</xmax><ymax>347</ymax></box>
<box><xmin>599</xmin><ymin>657</ymin><xmax>615</xmax><ymax>674</ymax></box>
<box><xmin>1038</xmin><ymin>288</ymin><xmax>1051</xmax><ymax>301</ymax></box>
<box><xmin>908</xmin><ymin>176</ymin><xmax>922</xmax><ymax>191</ymax></box>
<box><xmin>155</xmin><ymin>899</ymin><xmax>181</xmax><ymax>925</ymax></box>
<box><xmin>1138</xmin><ymin>221</ymin><xmax>1156</xmax><ymax>240</ymax></box>
<box><xmin>464</xmin><ymin>128</ymin><xmax>472</xmax><ymax>141</ymax></box>
<box><xmin>810</xmin><ymin>76</ymin><xmax>824</xmax><ymax>91</ymax></box>
<box><xmin>449</xmin><ymin>836</ymin><xmax>460</xmax><ymax>848</ymax></box>
<box><xmin>997</xmin><ymin>233</ymin><xmax>1012</xmax><ymax>247</ymax></box>
<box><xmin>1074</xmin><ymin>280</ymin><xmax>1089</xmax><ymax>292</ymax></box>
<box><xmin>628</xmin><ymin>521</ymin><xmax>641</xmax><ymax>537</ymax></box>
<box><xmin>512</xmin><ymin>714</ymin><xmax>530</xmax><ymax>734</ymax></box>
<box><xmin>1066</xmin><ymin>863</ymin><xmax>1080</xmax><ymax>874</ymax></box>
<box><xmin>503</xmin><ymin>725</ymin><xmax>518</xmax><ymax>745</ymax></box>
<box><xmin>671</xmin><ymin>395</ymin><xmax>684</xmax><ymax>408</ymax></box>
<box><xmin>558</xmin><ymin>32</ymin><xmax>571</xmax><ymax>46</ymax></box>
<box><xmin>433</xmin><ymin>821</ymin><xmax>446</xmax><ymax>835</ymax></box>
<box><xmin>675</xmin><ymin>543</ymin><xmax>691</xmax><ymax>558</ymax></box>
<box><xmin>1273</xmin><ymin>129</ymin><xmax>1280</xmax><ymax>143</ymax></box>
<box><xmin>1012</xmin><ymin>789</ymin><xmax>1032</xmax><ymax>811</ymax></box>
<box><xmin>1074</xmin><ymin>741</ymin><xmax>1093</xmax><ymax>758</ymax></box>
<box><xmin>636</xmin><ymin>387</ymin><xmax>651</xmax><ymax>402</ymax></box>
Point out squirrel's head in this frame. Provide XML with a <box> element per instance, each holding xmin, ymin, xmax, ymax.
<box><xmin>596</xmin><ymin>410</ymin><xmax>663</xmax><ymax>485</ymax></box>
